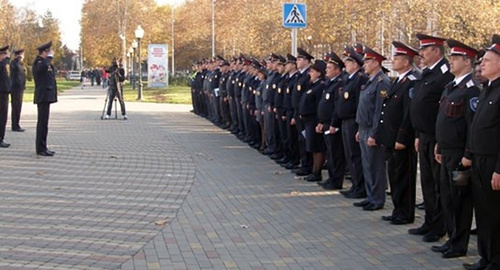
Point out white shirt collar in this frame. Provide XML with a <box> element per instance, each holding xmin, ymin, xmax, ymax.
<box><xmin>453</xmin><ymin>73</ymin><xmax>470</xmax><ymax>86</ymax></box>
<box><xmin>429</xmin><ymin>57</ymin><xmax>444</xmax><ymax>71</ymax></box>
<box><xmin>300</xmin><ymin>66</ymin><xmax>310</xmax><ymax>74</ymax></box>
<box><xmin>398</xmin><ymin>69</ymin><xmax>412</xmax><ymax>81</ymax></box>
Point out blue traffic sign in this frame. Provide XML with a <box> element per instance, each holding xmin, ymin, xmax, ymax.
<box><xmin>283</xmin><ymin>3</ymin><xmax>307</xmax><ymax>28</ymax></box>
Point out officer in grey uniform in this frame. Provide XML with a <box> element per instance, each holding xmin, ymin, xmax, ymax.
<box><xmin>353</xmin><ymin>47</ymin><xmax>391</xmax><ymax>211</ymax></box>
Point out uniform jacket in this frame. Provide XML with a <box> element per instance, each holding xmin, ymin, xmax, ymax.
<box><xmin>32</xmin><ymin>56</ymin><xmax>57</xmax><ymax>104</ymax></box>
<box><xmin>318</xmin><ymin>74</ymin><xmax>343</xmax><ymax>127</ymax></box>
<box><xmin>299</xmin><ymin>78</ymin><xmax>324</xmax><ymax>118</ymax></box>
<box><xmin>10</xmin><ymin>57</ymin><xmax>26</xmax><ymax>91</ymax></box>
<box><xmin>356</xmin><ymin>70</ymin><xmax>391</xmax><ymax>139</ymax></box>
<box><xmin>469</xmin><ymin>77</ymin><xmax>500</xmax><ymax>173</ymax></box>
<box><xmin>379</xmin><ymin>69</ymin><xmax>419</xmax><ymax>148</ymax></box>
<box><xmin>273</xmin><ymin>74</ymin><xmax>287</xmax><ymax>113</ymax></box>
<box><xmin>337</xmin><ymin>69</ymin><xmax>368</xmax><ymax>120</ymax></box>
<box><xmin>0</xmin><ymin>57</ymin><xmax>11</xmax><ymax>93</ymax></box>
<box><xmin>292</xmin><ymin>67</ymin><xmax>311</xmax><ymax>117</ymax></box>
<box><xmin>436</xmin><ymin>73</ymin><xmax>479</xmax><ymax>159</ymax></box>
<box><xmin>410</xmin><ymin>58</ymin><xmax>454</xmax><ymax>136</ymax></box>
<box><xmin>283</xmin><ymin>71</ymin><xmax>300</xmax><ymax>112</ymax></box>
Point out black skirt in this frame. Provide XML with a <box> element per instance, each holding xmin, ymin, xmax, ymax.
<box><xmin>303</xmin><ymin>116</ymin><xmax>325</xmax><ymax>153</ymax></box>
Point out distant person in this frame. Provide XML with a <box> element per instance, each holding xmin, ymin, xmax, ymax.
<box><xmin>90</xmin><ymin>68</ymin><xmax>96</xmax><ymax>86</ymax></box>
<box><xmin>81</xmin><ymin>69</ymin><xmax>86</xmax><ymax>89</ymax></box>
<box><xmin>33</xmin><ymin>41</ymin><xmax>57</xmax><ymax>156</ymax></box>
<box><xmin>104</xmin><ymin>58</ymin><xmax>127</xmax><ymax>120</ymax></box>
<box><xmin>95</xmin><ymin>67</ymin><xmax>102</xmax><ymax>86</ymax></box>
<box><xmin>0</xmin><ymin>45</ymin><xmax>11</xmax><ymax>148</ymax></box>
<box><xmin>10</xmin><ymin>49</ymin><xmax>26</xmax><ymax>132</ymax></box>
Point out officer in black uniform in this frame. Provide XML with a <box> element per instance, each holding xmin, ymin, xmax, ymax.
<box><xmin>379</xmin><ymin>41</ymin><xmax>419</xmax><ymax>224</ymax></box>
<box><xmin>219</xmin><ymin>59</ymin><xmax>231</xmax><ymax>129</ymax></box>
<box><xmin>0</xmin><ymin>45</ymin><xmax>11</xmax><ymax>148</ymax></box>
<box><xmin>353</xmin><ymin>46</ymin><xmax>391</xmax><ymax>211</ymax></box>
<box><xmin>33</xmin><ymin>41</ymin><xmax>57</xmax><ymax>156</ymax></box>
<box><xmin>282</xmin><ymin>54</ymin><xmax>301</xmax><ymax>170</ymax></box>
<box><xmin>272</xmin><ymin>55</ymin><xmax>288</xmax><ymax>162</ymax></box>
<box><xmin>299</xmin><ymin>59</ymin><xmax>327</xmax><ymax>182</ymax></box>
<box><xmin>338</xmin><ymin>46</ymin><xmax>368</xmax><ymax>199</ymax></box>
<box><xmin>292</xmin><ymin>48</ymin><xmax>314</xmax><ymax>177</ymax></box>
<box><xmin>227</xmin><ymin>56</ymin><xmax>240</xmax><ymax>133</ymax></box>
<box><xmin>317</xmin><ymin>52</ymin><xmax>346</xmax><ymax>190</ymax></box>
<box><xmin>430</xmin><ymin>39</ymin><xmax>480</xmax><ymax>259</ymax></box>
<box><xmin>262</xmin><ymin>53</ymin><xmax>279</xmax><ymax>156</ymax></box>
<box><xmin>464</xmin><ymin>34</ymin><xmax>500</xmax><ymax>270</ymax></box>
<box><xmin>409</xmin><ymin>33</ymin><xmax>454</xmax><ymax>242</ymax></box>
<box><xmin>10</xmin><ymin>49</ymin><xmax>26</xmax><ymax>132</ymax></box>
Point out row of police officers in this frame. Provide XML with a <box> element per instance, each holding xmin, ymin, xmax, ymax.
<box><xmin>190</xmin><ymin>33</ymin><xmax>500</xmax><ymax>270</ymax></box>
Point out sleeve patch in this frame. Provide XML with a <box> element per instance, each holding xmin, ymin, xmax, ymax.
<box><xmin>469</xmin><ymin>97</ymin><xmax>478</xmax><ymax>112</ymax></box>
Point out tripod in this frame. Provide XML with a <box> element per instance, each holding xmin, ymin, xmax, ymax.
<box><xmin>100</xmin><ymin>88</ymin><xmax>118</xmax><ymax>120</ymax></box>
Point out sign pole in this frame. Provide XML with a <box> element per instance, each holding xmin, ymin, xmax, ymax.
<box><xmin>291</xmin><ymin>0</ymin><xmax>297</xmax><ymax>55</ymax></box>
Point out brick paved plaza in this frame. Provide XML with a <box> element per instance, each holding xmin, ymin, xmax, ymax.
<box><xmin>0</xmin><ymin>86</ymin><xmax>477</xmax><ymax>269</ymax></box>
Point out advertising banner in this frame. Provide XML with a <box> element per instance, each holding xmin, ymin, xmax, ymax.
<box><xmin>147</xmin><ymin>44</ymin><xmax>169</xmax><ymax>88</ymax></box>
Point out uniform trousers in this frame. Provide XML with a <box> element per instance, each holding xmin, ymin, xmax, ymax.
<box><xmin>235</xmin><ymin>97</ymin><xmax>244</xmax><ymax>134</ymax></box>
<box><xmin>386</xmin><ymin>146</ymin><xmax>417</xmax><ymax>222</ymax></box>
<box><xmin>286</xmin><ymin>110</ymin><xmax>299</xmax><ymax>165</ymax></box>
<box><xmin>341</xmin><ymin>118</ymin><xmax>365</xmax><ymax>195</ymax></box>
<box><xmin>229</xmin><ymin>97</ymin><xmax>238</xmax><ymax>129</ymax></box>
<box><xmin>440</xmin><ymin>153</ymin><xmax>472</xmax><ymax>253</ymax></box>
<box><xmin>324</xmin><ymin>128</ymin><xmax>345</xmax><ymax>187</ymax></box>
<box><xmin>359</xmin><ymin>126</ymin><xmax>386</xmax><ymax>206</ymax></box>
<box><xmin>11</xmin><ymin>88</ymin><xmax>24</xmax><ymax>130</ymax></box>
<box><xmin>296</xmin><ymin>115</ymin><xmax>312</xmax><ymax>172</ymax></box>
<box><xmin>418</xmin><ymin>133</ymin><xmax>445</xmax><ymax>235</ymax></box>
<box><xmin>36</xmin><ymin>103</ymin><xmax>50</xmax><ymax>153</ymax></box>
<box><xmin>472</xmin><ymin>155</ymin><xmax>500</xmax><ymax>268</ymax></box>
<box><xmin>0</xmin><ymin>93</ymin><xmax>8</xmax><ymax>142</ymax></box>
<box><xmin>264</xmin><ymin>105</ymin><xmax>276</xmax><ymax>152</ymax></box>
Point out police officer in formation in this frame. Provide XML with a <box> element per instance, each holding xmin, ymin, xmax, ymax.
<box><xmin>0</xmin><ymin>45</ymin><xmax>11</xmax><ymax>148</ymax></box>
<box><xmin>33</xmin><ymin>41</ymin><xmax>57</xmax><ymax>156</ymax></box>
<box><xmin>189</xmin><ymin>33</ymin><xmax>500</xmax><ymax>269</ymax></box>
<box><xmin>10</xmin><ymin>49</ymin><xmax>26</xmax><ymax>132</ymax></box>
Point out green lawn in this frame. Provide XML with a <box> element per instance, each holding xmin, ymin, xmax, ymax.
<box><xmin>121</xmin><ymin>84</ymin><xmax>192</xmax><ymax>104</ymax></box>
<box><xmin>23</xmin><ymin>80</ymin><xmax>192</xmax><ymax>104</ymax></box>
<box><xmin>24</xmin><ymin>80</ymin><xmax>81</xmax><ymax>103</ymax></box>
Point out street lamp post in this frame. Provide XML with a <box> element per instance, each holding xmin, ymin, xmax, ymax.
<box><xmin>135</xmin><ymin>25</ymin><xmax>145</xmax><ymax>100</ymax></box>
<box><xmin>131</xmin><ymin>40</ymin><xmax>138</xmax><ymax>90</ymax></box>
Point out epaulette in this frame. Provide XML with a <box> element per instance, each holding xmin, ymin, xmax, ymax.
<box><xmin>440</xmin><ymin>64</ymin><xmax>449</xmax><ymax>74</ymax></box>
<box><xmin>408</xmin><ymin>74</ymin><xmax>417</xmax><ymax>81</ymax></box>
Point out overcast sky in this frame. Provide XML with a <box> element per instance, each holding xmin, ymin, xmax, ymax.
<box><xmin>11</xmin><ymin>0</ymin><xmax>185</xmax><ymax>51</ymax></box>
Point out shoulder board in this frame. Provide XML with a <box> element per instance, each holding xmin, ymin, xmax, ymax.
<box><xmin>378</xmin><ymin>76</ymin><xmax>383</xmax><ymax>82</ymax></box>
<box><xmin>440</xmin><ymin>64</ymin><xmax>449</xmax><ymax>74</ymax></box>
<box><xmin>408</xmin><ymin>74</ymin><xmax>417</xmax><ymax>81</ymax></box>
<box><xmin>466</xmin><ymin>79</ymin><xmax>475</xmax><ymax>88</ymax></box>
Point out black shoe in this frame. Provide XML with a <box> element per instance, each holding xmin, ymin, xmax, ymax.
<box><xmin>295</xmin><ymin>169</ymin><xmax>311</xmax><ymax>176</ymax></box>
<box><xmin>305</xmin><ymin>174</ymin><xmax>322</xmax><ymax>182</ymax></box>
<box><xmin>353</xmin><ymin>199</ymin><xmax>370</xmax><ymax>207</ymax></box>
<box><xmin>46</xmin><ymin>149</ymin><xmax>56</xmax><ymax>155</ymax></box>
<box><xmin>422</xmin><ymin>231</ymin><xmax>443</xmax><ymax>242</ymax></box>
<box><xmin>408</xmin><ymin>226</ymin><xmax>430</xmax><ymax>236</ymax></box>
<box><xmin>431</xmin><ymin>242</ymin><xmax>450</xmax><ymax>253</ymax></box>
<box><xmin>37</xmin><ymin>150</ymin><xmax>54</xmax><ymax>156</ymax></box>
<box><xmin>285</xmin><ymin>164</ymin><xmax>299</xmax><ymax>170</ymax></box>
<box><xmin>262</xmin><ymin>149</ymin><xmax>274</xmax><ymax>155</ymax></box>
<box><xmin>321</xmin><ymin>184</ymin><xmax>343</xmax><ymax>190</ymax></box>
<box><xmin>0</xmin><ymin>141</ymin><xmax>10</xmax><ymax>148</ymax></box>
<box><xmin>344</xmin><ymin>192</ymin><xmax>367</xmax><ymax>199</ymax></box>
<box><xmin>363</xmin><ymin>203</ymin><xmax>383</xmax><ymax>211</ymax></box>
<box><xmin>270</xmin><ymin>153</ymin><xmax>283</xmax><ymax>160</ymax></box>
<box><xmin>339</xmin><ymin>189</ymin><xmax>353</xmax><ymax>196</ymax></box>
<box><xmin>381</xmin><ymin>215</ymin><xmax>393</xmax><ymax>221</ymax></box>
<box><xmin>276</xmin><ymin>157</ymin><xmax>289</xmax><ymax>164</ymax></box>
<box><xmin>471</xmin><ymin>228</ymin><xmax>478</xmax><ymax>235</ymax></box>
<box><xmin>391</xmin><ymin>217</ymin><xmax>412</xmax><ymax>225</ymax></box>
<box><xmin>442</xmin><ymin>250</ymin><xmax>466</xmax><ymax>259</ymax></box>
<box><xmin>463</xmin><ymin>260</ymin><xmax>488</xmax><ymax>270</ymax></box>
<box><xmin>12</xmin><ymin>128</ymin><xmax>25</xmax><ymax>132</ymax></box>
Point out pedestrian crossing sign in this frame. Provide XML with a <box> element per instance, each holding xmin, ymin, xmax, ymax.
<box><xmin>283</xmin><ymin>3</ymin><xmax>307</xmax><ymax>28</ymax></box>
